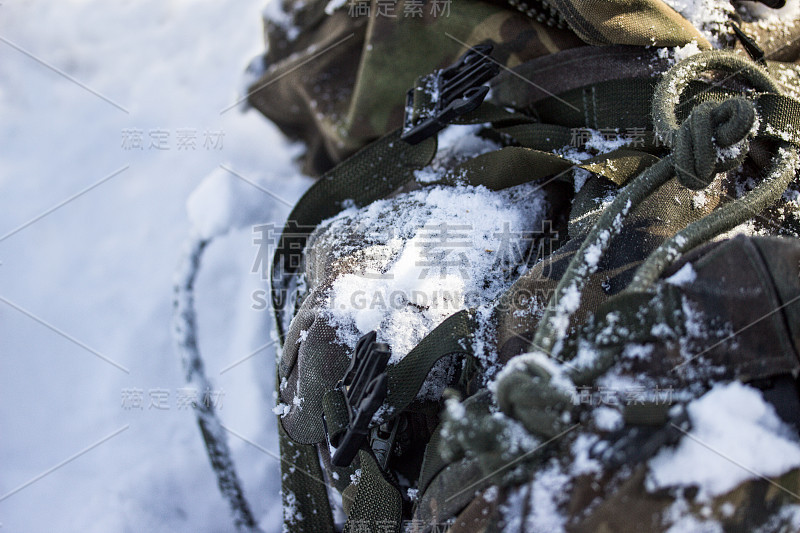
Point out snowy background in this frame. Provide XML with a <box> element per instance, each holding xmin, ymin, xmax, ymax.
<box><xmin>0</xmin><ymin>1</ymin><xmax>304</xmax><ymax>531</ymax></box>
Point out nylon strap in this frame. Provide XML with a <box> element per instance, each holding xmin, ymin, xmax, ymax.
<box><xmin>381</xmin><ymin>309</ymin><xmax>476</xmax><ymax>423</ymax></box>
<box><xmin>322</xmin><ymin>388</ymin><xmax>350</xmax><ymax>447</ymax></box>
<box><xmin>417</xmin><ymin>420</ymin><xmax>449</xmax><ymax>497</ymax></box>
<box><xmin>321</xmin><ymin>310</ymin><xmax>478</xmax><ymax>533</ymax></box>
<box><xmin>435</xmin><ymin>145</ymin><xmax>659</xmax><ymax>189</ymax></box>
<box><xmin>275</xmin><ymin>53</ymin><xmax>800</xmax><ymax>530</ymax></box>
<box><xmin>343</xmin><ymin>450</ymin><xmax>403</xmax><ymax>533</ymax></box>
<box><xmin>755</xmin><ymin>92</ymin><xmax>800</xmax><ymax>145</ymax></box>
<box><xmin>270</xmin><ymin>80</ymin><xmax>675</xmax><ymax>346</ymax></box>
<box><xmin>278</xmin><ymin>409</ymin><xmax>336</xmax><ymax>532</ymax></box>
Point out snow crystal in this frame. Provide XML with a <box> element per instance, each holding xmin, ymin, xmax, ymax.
<box><xmin>263</xmin><ymin>0</ymin><xmax>300</xmax><ymax>40</ymax></box>
<box><xmin>584</xmin><ymin>129</ymin><xmax>632</xmax><ymax>153</ymax></box>
<box><xmin>556</xmin><ymin>128</ymin><xmax>632</xmax><ymax>166</ymax></box>
<box><xmin>665</xmin><ymin>512</ymin><xmax>723</xmax><ymax>533</ymax></box>
<box><xmin>691</xmin><ymin>190</ymin><xmax>708</xmax><ymax>210</ymax></box>
<box><xmin>272</xmin><ymin>403</ymin><xmax>291</xmax><ymax>417</ymax></box>
<box><xmin>572</xmin><ymin>339</ymin><xmax>600</xmax><ymax>370</ymax></box>
<box><xmin>445</xmin><ymin>396</ymin><xmax>466</xmax><ymax>421</ymax></box>
<box><xmin>282</xmin><ymin>490</ymin><xmax>302</xmax><ymax>527</ymax></box>
<box><xmin>666</xmin><ymin>263</ymin><xmax>697</xmax><ymax>286</ymax></box>
<box><xmin>494</xmin><ymin>351</ymin><xmax>576</xmax><ymax>395</ymax></box>
<box><xmin>584</xmin><ymin>242</ymin><xmax>603</xmax><ymax>268</ymax></box>
<box><xmin>593</xmin><ymin>406</ymin><xmax>624</xmax><ymax>432</ymax></box>
<box><xmin>495</xmin><ymin>411</ymin><xmax>542</xmax><ymax>456</ymax></box>
<box><xmin>559</xmin><ymin>284</ymin><xmax>582</xmax><ymax>314</ymax></box>
<box><xmin>526</xmin><ymin>461</ymin><xmax>570</xmax><ymax>533</ymax></box>
<box><xmin>647</xmin><ymin>381</ymin><xmax>800</xmax><ymax>500</ymax></box>
<box><xmin>573</xmin><ymin>168</ymin><xmax>591</xmax><ymax>193</ymax></box>
<box><xmin>657</xmin><ymin>40</ymin><xmax>703</xmax><ymax>65</ymax></box>
<box><xmin>682</xmin><ymin>296</ymin><xmax>705</xmax><ymax>340</ymax></box>
<box><xmin>570</xmin><ymin>434</ymin><xmax>602</xmax><ymax>476</ymax></box>
<box><xmin>661</xmin><ymin>0</ymin><xmax>734</xmax><ymax>46</ymax></box>
<box><xmin>324</xmin><ymin>0</ymin><xmax>348</xmax><ymax>15</ymax></box>
<box><xmin>500</xmin><ymin>461</ymin><xmax>570</xmax><ymax>533</ymax></box>
<box><xmin>622</xmin><ymin>343</ymin><xmax>655</xmax><ymax>360</ymax></box>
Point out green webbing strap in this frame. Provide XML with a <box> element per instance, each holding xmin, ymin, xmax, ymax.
<box><xmin>754</xmin><ymin>92</ymin><xmax>800</xmax><ymax>146</ymax></box>
<box><xmin>581</xmin><ymin>149</ymin><xmax>660</xmax><ymax>186</ymax></box>
<box><xmin>455</xmin><ymin>100</ymin><xmax>534</xmax><ymax>126</ymax></box>
<box><xmin>271</xmin><ymin>83</ymin><xmax>674</xmax><ymax>346</ymax></box>
<box><xmin>321</xmin><ymin>388</ymin><xmax>350</xmax><ymax>447</ymax></box>
<box><xmin>321</xmin><ymin>311</ymin><xmax>477</xmax><ymax>533</ymax></box>
<box><xmin>533</xmin><ymin>77</ymin><xmax>657</xmax><ymax>130</ymax></box>
<box><xmin>271</xmin><ymin>101</ymin><xmax>537</xmax><ymax>349</ymax></box>
<box><xmin>381</xmin><ymin>309</ymin><xmax>476</xmax><ymax>421</ymax></box>
<box><xmin>493</xmin><ymin>122</ymin><xmax>577</xmax><ymax>152</ymax></box>
<box><xmin>278</xmin><ymin>413</ymin><xmax>336</xmax><ymax>533</ymax></box>
<box><xmin>343</xmin><ymin>450</ymin><xmax>403</xmax><ymax>533</ymax></box>
<box><xmin>442</xmin><ymin>146</ymin><xmax>573</xmax><ymax>189</ymax></box>
<box><xmin>530</xmin><ymin>75</ymin><xmax>800</xmax><ymax>143</ymax></box>
<box><xmin>271</xmin><ymin>130</ymin><xmax>438</xmax><ymax>345</ymax></box>
<box><xmin>437</xmin><ymin>145</ymin><xmax>659</xmax><ymax>190</ymax></box>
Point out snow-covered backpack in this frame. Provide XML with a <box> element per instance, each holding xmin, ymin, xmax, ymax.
<box><xmin>176</xmin><ymin>1</ymin><xmax>800</xmax><ymax>532</ymax></box>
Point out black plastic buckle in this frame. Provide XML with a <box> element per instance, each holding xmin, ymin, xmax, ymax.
<box><xmin>331</xmin><ymin>331</ymin><xmax>392</xmax><ymax>468</ymax></box>
<box><xmin>401</xmin><ymin>44</ymin><xmax>500</xmax><ymax>145</ymax></box>
<box><xmin>730</xmin><ymin>22</ymin><xmax>766</xmax><ymax>66</ymax></box>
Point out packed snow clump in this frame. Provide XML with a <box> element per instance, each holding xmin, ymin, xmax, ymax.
<box><xmin>647</xmin><ymin>381</ymin><xmax>800</xmax><ymax>500</ymax></box>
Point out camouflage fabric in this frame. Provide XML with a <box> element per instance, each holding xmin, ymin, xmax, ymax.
<box><xmin>249</xmin><ymin>1</ymin><xmax>800</xmax><ymax>176</ymax></box>
<box><xmin>545</xmin><ymin>0</ymin><xmax>711</xmax><ymax>47</ymax></box>
<box><xmin>253</xmin><ymin>1</ymin><xmax>800</xmax><ymax>532</ymax></box>
<box><xmin>249</xmin><ymin>0</ymin><xmax>584</xmax><ymax>175</ymax></box>
<box><xmin>429</xmin><ymin>234</ymin><xmax>800</xmax><ymax>532</ymax></box>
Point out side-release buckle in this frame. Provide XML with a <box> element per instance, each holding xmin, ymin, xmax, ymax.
<box><xmin>331</xmin><ymin>331</ymin><xmax>392</xmax><ymax>468</ymax></box>
<box><xmin>401</xmin><ymin>44</ymin><xmax>499</xmax><ymax>145</ymax></box>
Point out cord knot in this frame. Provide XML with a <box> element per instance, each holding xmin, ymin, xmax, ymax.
<box><xmin>672</xmin><ymin>98</ymin><xmax>756</xmax><ymax>190</ymax></box>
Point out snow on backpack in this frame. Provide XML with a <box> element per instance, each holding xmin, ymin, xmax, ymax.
<box><xmin>173</xmin><ymin>1</ymin><xmax>800</xmax><ymax>532</ymax></box>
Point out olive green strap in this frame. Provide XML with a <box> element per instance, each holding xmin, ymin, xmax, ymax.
<box><xmin>322</xmin><ymin>388</ymin><xmax>351</xmax><ymax>447</ymax></box>
<box><xmin>343</xmin><ymin>450</ymin><xmax>403</xmax><ymax>533</ymax></box>
<box><xmin>278</xmin><ymin>416</ymin><xmax>336</xmax><ymax>533</ymax></box>
<box><xmin>432</xmin><ymin>145</ymin><xmax>659</xmax><ymax>190</ymax></box>
<box><xmin>753</xmin><ymin>92</ymin><xmax>800</xmax><ymax>146</ymax></box>
<box><xmin>380</xmin><ymin>309</ymin><xmax>476</xmax><ymax>423</ymax></box>
<box><xmin>271</xmin><ymin>91</ymin><xmax>671</xmax><ymax>345</ymax></box>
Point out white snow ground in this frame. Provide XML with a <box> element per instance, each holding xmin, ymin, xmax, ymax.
<box><xmin>0</xmin><ymin>1</ymin><xmax>308</xmax><ymax>531</ymax></box>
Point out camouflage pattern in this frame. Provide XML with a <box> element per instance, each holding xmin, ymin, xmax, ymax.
<box><xmin>253</xmin><ymin>1</ymin><xmax>800</xmax><ymax>532</ymax></box>
<box><xmin>546</xmin><ymin>0</ymin><xmax>711</xmax><ymax>48</ymax></box>
<box><xmin>248</xmin><ymin>0</ymin><xmax>584</xmax><ymax>175</ymax></box>
<box><xmin>250</xmin><ymin>1</ymin><xmax>800</xmax><ymax>175</ymax></box>
<box><xmin>430</xmin><ymin>234</ymin><xmax>800</xmax><ymax>532</ymax></box>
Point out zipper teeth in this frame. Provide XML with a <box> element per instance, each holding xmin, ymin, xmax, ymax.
<box><xmin>507</xmin><ymin>0</ymin><xmax>568</xmax><ymax>30</ymax></box>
